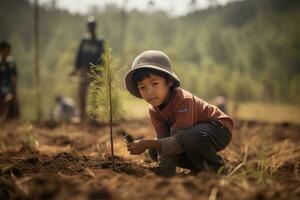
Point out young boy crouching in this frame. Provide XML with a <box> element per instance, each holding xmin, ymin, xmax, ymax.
<box><xmin>125</xmin><ymin>50</ymin><xmax>233</xmax><ymax>176</ymax></box>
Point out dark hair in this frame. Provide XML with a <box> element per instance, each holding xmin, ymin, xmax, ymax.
<box><xmin>55</xmin><ymin>95</ymin><xmax>62</xmax><ymax>102</ymax></box>
<box><xmin>0</xmin><ymin>40</ymin><xmax>10</xmax><ymax>50</ymax></box>
<box><xmin>132</xmin><ymin>68</ymin><xmax>170</xmax><ymax>86</ymax></box>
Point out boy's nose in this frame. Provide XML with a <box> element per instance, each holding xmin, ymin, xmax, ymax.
<box><xmin>146</xmin><ymin>86</ymin><xmax>154</xmax><ymax>96</ymax></box>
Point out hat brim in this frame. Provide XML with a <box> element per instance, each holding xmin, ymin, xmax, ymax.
<box><xmin>125</xmin><ymin>65</ymin><xmax>180</xmax><ymax>98</ymax></box>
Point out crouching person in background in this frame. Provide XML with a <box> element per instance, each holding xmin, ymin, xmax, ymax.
<box><xmin>52</xmin><ymin>95</ymin><xmax>80</xmax><ymax>123</ymax></box>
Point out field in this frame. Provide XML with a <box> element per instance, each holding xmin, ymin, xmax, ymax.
<box><xmin>122</xmin><ymin>93</ymin><xmax>300</xmax><ymax>123</ymax></box>
<box><xmin>0</xmin><ymin>114</ymin><xmax>300</xmax><ymax>200</ymax></box>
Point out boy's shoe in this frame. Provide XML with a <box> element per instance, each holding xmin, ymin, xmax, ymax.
<box><xmin>187</xmin><ymin>169</ymin><xmax>201</xmax><ymax>176</ymax></box>
<box><xmin>149</xmin><ymin>166</ymin><xmax>175</xmax><ymax>177</ymax></box>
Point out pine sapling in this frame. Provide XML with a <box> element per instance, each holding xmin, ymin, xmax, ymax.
<box><xmin>88</xmin><ymin>43</ymin><xmax>123</xmax><ymax>168</ymax></box>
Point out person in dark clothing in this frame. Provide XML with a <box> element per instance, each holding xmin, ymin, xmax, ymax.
<box><xmin>0</xmin><ymin>40</ymin><xmax>20</xmax><ymax>121</ymax></box>
<box><xmin>71</xmin><ymin>16</ymin><xmax>105</xmax><ymax>121</ymax></box>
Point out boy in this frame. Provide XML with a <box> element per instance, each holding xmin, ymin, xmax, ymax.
<box><xmin>0</xmin><ymin>40</ymin><xmax>20</xmax><ymax>120</ymax></box>
<box><xmin>125</xmin><ymin>50</ymin><xmax>233</xmax><ymax>176</ymax></box>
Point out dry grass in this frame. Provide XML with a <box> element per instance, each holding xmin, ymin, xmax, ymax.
<box><xmin>1</xmin><ymin>93</ymin><xmax>300</xmax><ymax>199</ymax></box>
<box><xmin>234</xmin><ymin>102</ymin><xmax>300</xmax><ymax>124</ymax></box>
<box><xmin>122</xmin><ymin>93</ymin><xmax>300</xmax><ymax>124</ymax></box>
<box><xmin>0</xmin><ymin>119</ymin><xmax>299</xmax><ymax>199</ymax></box>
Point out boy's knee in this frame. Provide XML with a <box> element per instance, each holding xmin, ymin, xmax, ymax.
<box><xmin>179</xmin><ymin>129</ymin><xmax>210</xmax><ymax>150</ymax></box>
<box><xmin>147</xmin><ymin>148</ymin><xmax>158</xmax><ymax>162</ymax></box>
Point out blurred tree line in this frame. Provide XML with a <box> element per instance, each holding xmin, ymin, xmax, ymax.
<box><xmin>0</xmin><ymin>0</ymin><xmax>299</xmax><ymax>120</ymax></box>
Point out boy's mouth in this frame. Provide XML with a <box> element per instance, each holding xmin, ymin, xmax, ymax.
<box><xmin>148</xmin><ymin>97</ymin><xmax>158</xmax><ymax>102</ymax></box>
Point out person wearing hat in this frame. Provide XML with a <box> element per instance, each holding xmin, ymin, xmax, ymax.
<box><xmin>125</xmin><ymin>50</ymin><xmax>233</xmax><ymax>176</ymax></box>
<box><xmin>71</xmin><ymin>16</ymin><xmax>105</xmax><ymax>121</ymax></box>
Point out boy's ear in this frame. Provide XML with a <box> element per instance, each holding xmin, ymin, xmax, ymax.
<box><xmin>167</xmin><ymin>78</ymin><xmax>174</xmax><ymax>87</ymax></box>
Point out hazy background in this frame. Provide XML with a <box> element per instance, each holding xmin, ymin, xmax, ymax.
<box><xmin>1</xmin><ymin>0</ymin><xmax>299</xmax><ymax>121</ymax></box>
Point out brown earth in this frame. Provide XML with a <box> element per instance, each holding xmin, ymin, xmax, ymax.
<box><xmin>0</xmin><ymin>119</ymin><xmax>300</xmax><ymax>200</ymax></box>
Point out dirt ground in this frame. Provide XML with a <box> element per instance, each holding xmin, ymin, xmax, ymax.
<box><xmin>0</xmin><ymin>119</ymin><xmax>300</xmax><ymax>200</ymax></box>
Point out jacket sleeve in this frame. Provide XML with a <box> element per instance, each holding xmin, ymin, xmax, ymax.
<box><xmin>149</xmin><ymin>107</ymin><xmax>184</xmax><ymax>157</ymax></box>
<box><xmin>157</xmin><ymin>98</ymin><xmax>200</xmax><ymax>157</ymax></box>
<box><xmin>157</xmin><ymin>132</ymin><xmax>184</xmax><ymax>158</ymax></box>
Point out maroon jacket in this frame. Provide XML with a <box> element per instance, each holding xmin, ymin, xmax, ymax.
<box><xmin>149</xmin><ymin>87</ymin><xmax>233</xmax><ymax>136</ymax></box>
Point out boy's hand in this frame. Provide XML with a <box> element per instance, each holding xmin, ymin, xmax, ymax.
<box><xmin>127</xmin><ymin>139</ymin><xmax>149</xmax><ymax>155</ymax></box>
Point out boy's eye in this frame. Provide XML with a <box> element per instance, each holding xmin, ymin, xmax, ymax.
<box><xmin>138</xmin><ymin>86</ymin><xmax>145</xmax><ymax>90</ymax></box>
<box><xmin>152</xmin><ymin>82</ymin><xmax>159</xmax><ymax>86</ymax></box>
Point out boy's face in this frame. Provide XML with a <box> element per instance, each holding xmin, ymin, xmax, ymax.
<box><xmin>137</xmin><ymin>73</ymin><xmax>173</xmax><ymax>107</ymax></box>
<box><xmin>0</xmin><ymin>48</ymin><xmax>10</xmax><ymax>59</ymax></box>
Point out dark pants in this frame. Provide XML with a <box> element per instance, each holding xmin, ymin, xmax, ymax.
<box><xmin>148</xmin><ymin>121</ymin><xmax>232</xmax><ymax>173</ymax></box>
<box><xmin>0</xmin><ymin>94</ymin><xmax>20</xmax><ymax>121</ymax></box>
<box><xmin>79</xmin><ymin>80</ymin><xmax>89</xmax><ymax>120</ymax></box>
<box><xmin>78</xmin><ymin>68</ymin><xmax>94</xmax><ymax>121</ymax></box>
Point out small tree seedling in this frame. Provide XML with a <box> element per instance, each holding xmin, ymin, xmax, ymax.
<box><xmin>88</xmin><ymin>43</ymin><xmax>123</xmax><ymax>168</ymax></box>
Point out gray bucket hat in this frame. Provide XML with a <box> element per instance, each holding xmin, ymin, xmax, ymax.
<box><xmin>125</xmin><ymin>50</ymin><xmax>180</xmax><ymax>98</ymax></box>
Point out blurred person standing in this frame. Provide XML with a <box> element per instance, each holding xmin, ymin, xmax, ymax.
<box><xmin>0</xmin><ymin>40</ymin><xmax>20</xmax><ymax>121</ymax></box>
<box><xmin>70</xmin><ymin>16</ymin><xmax>105</xmax><ymax>121</ymax></box>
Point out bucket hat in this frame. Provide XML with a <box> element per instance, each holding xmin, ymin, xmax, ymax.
<box><xmin>125</xmin><ymin>50</ymin><xmax>180</xmax><ymax>98</ymax></box>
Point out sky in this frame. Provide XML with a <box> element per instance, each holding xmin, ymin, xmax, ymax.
<box><xmin>39</xmin><ymin>0</ymin><xmax>235</xmax><ymax>16</ymax></box>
